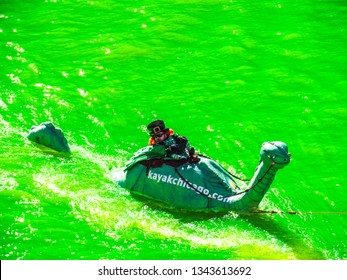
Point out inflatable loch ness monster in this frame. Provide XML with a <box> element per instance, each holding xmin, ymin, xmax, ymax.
<box><xmin>26</xmin><ymin>122</ymin><xmax>291</xmax><ymax>211</ymax></box>
<box><xmin>27</xmin><ymin>122</ymin><xmax>71</xmax><ymax>153</ymax></box>
<box><xmin>114</xmin><ymin>141</ymin><xmax>291</xmax><ymax>211</ymax></box>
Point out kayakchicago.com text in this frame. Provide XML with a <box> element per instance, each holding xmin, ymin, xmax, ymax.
<box><xmin>147</xmin><ymin>170</ymin><xmax>230</xmax><ymax>203</ymax></box>
<box><xmin>98</xmin><ymin>266</ymin><xmax>182</xmax><ymax>276</ymax></box>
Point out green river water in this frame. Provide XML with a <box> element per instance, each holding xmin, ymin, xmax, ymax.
<box><xmin>0</xmin><ymin>0</ymin><xmax>346</xmax><ymax>260</ymax></box>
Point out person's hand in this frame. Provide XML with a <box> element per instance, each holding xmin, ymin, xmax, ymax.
<box><xmin>166</xmin><ymin>144</ymin><xmax>179</xmax><ymax>152</ymax></box>
<box><xmin>188</xmin><ymin>154</ymin><xmax>200</xmax><ymax>163</ymax></box>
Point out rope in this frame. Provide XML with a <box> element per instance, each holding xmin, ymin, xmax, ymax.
<box><xmin>252</xmin><ymin>211</ymin><xmax>347</xmax><ymax>215</ymax></box>
<box><xmin>197</xmin><ymin>154</ymin><xmax>250</xmax><ymax>182</ymax></box>
<box><xmin>173</xmin><ymin>164</ymin><xmax>274</xmax><ymax>200</ymax></box>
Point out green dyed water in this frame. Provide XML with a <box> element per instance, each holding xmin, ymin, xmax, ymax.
<box><xmin>0</xmin><ymin>0</ymin><xmax>346</xmax><ymax>260</ymax></box>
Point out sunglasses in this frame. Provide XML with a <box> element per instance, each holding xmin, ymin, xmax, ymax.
<box><xmin>153</xmin><ymin>126</ymin><xmax>162</xmax><ymax>134</ymax></box>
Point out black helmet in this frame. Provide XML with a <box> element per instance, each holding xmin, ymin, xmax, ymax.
<box><xmin>147</xmin><ymin>120</ymin><xmax>168</xmax><ymax>136</ymax></box>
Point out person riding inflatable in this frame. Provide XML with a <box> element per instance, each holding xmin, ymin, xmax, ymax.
<box><xmin>147</xmin><ymin>120</ymin><xmax>194</xmax><ymax>160</ymax></box>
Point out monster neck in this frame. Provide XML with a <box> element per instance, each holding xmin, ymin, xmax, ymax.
<box><xmin>227</xmin><ymin>160</ymin><xmax>278</xmax><ymax>211</ymax></box>
<box><xmin>245</xmin><ymin>161</ymin><xmax>278</xmax><ymax>206</ymax></box>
